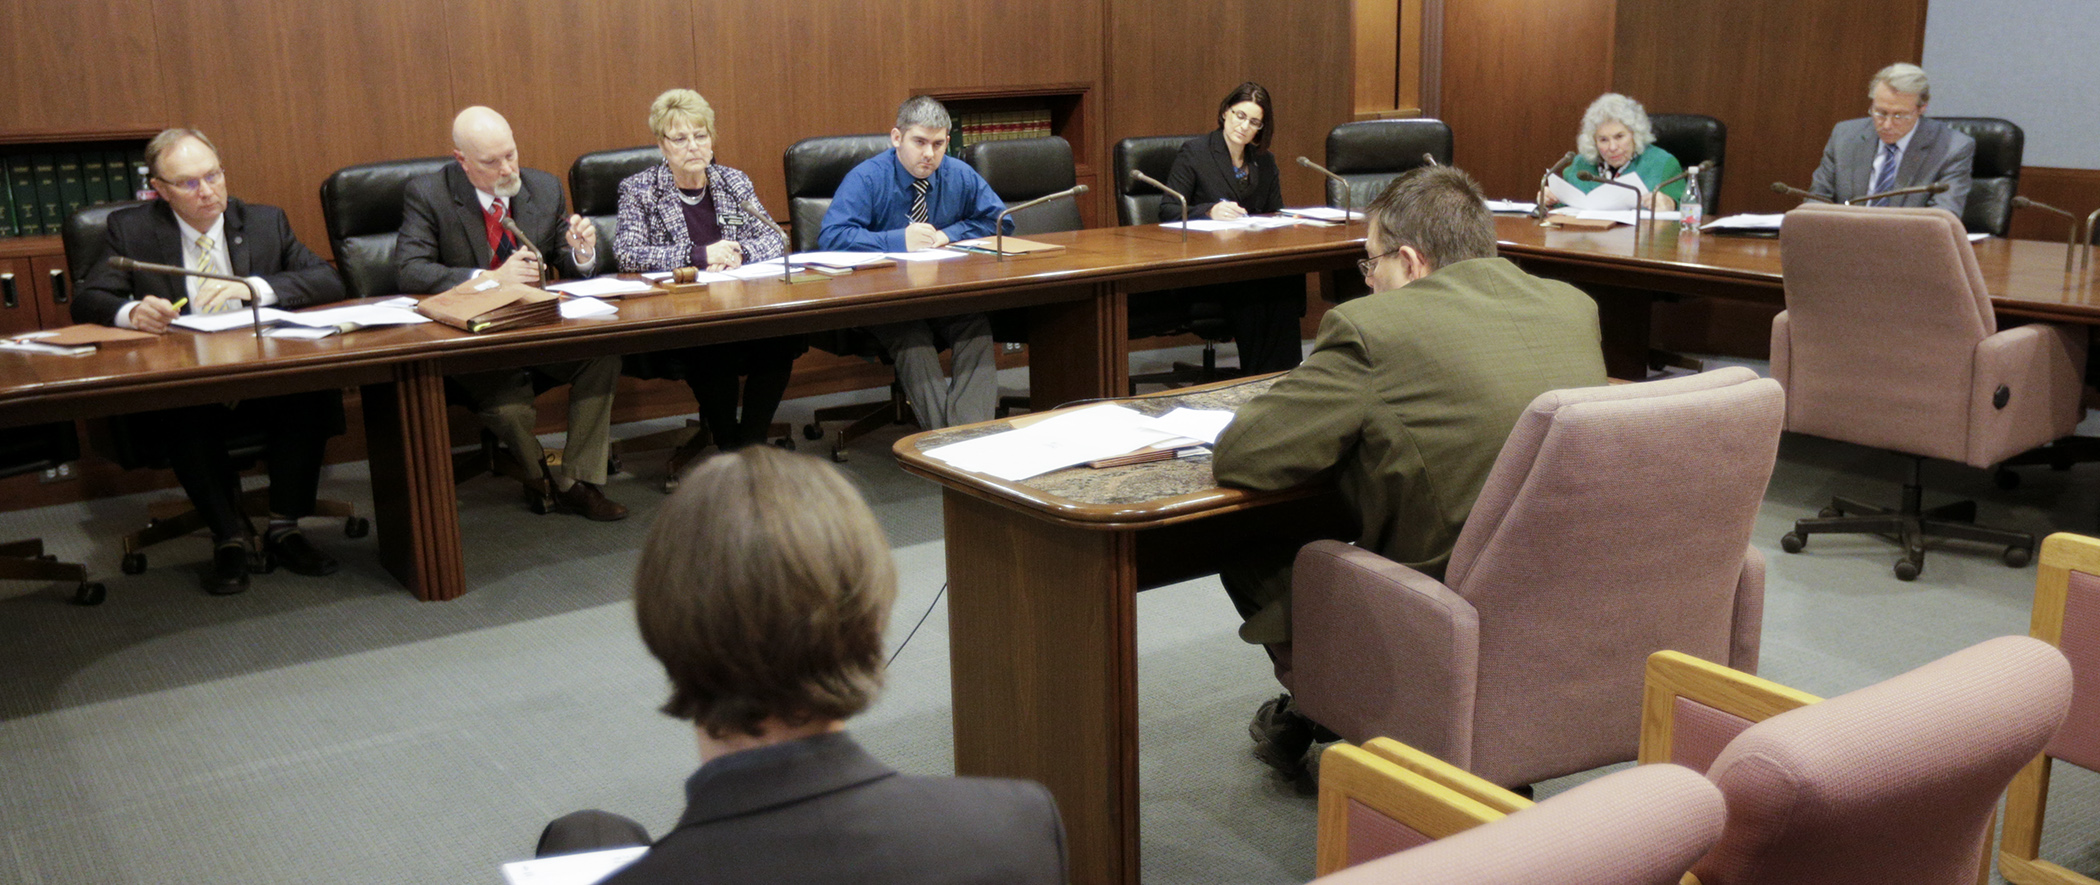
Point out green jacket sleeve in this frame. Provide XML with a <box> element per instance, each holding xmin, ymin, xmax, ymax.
<box><xmin>1212</xmin><ymin>309</ymin><xmax>1370</xmax><ymax>490</ymax></box>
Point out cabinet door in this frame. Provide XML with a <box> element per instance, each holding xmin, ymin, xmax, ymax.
<box><xmin>0</xmin><ymin>257</ymin><xmax>38</xmax><ymax>336</ymax></box>
<box><xmin>30</xmin><ymin>254</ymin><xmax>74</xmax><ymax>329</ymax></box>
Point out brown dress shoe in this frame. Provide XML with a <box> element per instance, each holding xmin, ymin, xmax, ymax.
<box><xmin>555</xmin><ymin>480</ymin><xmax>628</xmax><ymax>521</ymax></box>
<box><xmin>521</xmin><ymin>474</ymin><xmax>556</xmax><ymax>515</ymax></box>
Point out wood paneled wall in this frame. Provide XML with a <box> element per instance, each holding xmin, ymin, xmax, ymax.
<box><xmin>1104</xmin><ymin>0</ymin><xmax>1354</xmax><ymax>210</ymax></box>
<box><xmin>1612</xmin><ymin>0</ymin><xmax>1928</xmax><ymax>215</ymax></box>
<box><xmin>1435</xmin><ymin>0</ymin><xmax>1617</xmax><ymax>200</ymax></box>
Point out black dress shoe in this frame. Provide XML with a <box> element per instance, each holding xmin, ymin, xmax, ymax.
<box><xmin>266</xmin><ymin>531</ymin><xmax>339</xmax><ymax>577</ymax></box>
<box><xmin>1250</xmin><ymin>693</ymin><xmax>1315</xmax><ymax>777</ymax></box>
<box><xmin>206</xmin><ymin>541</ymin><xmax>250</xmax><ymax>596</ymax></box>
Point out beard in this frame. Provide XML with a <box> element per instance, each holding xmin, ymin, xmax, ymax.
<box><xmin>493</xmin><ymin>175</ymin><xmax>522</xmax><ymax>198</ymax></box>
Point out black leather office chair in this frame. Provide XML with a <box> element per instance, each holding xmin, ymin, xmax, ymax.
<box><xmin>567</xmin><ymin>145</ymin><xmax>662</xmax><ymax>253</ymax></box>
<box><xmin>0</xmin><ymin>423</ymin><xmax>104</xmax><ymax>606</ymax></box>
<box><xmin>1114</xmin><ymin>134</ymin><xmax>1236</xmax><ymax>389</ymax></box>
<box><xmin>783</xmin><ymin>133</ymin><xmax>915</xmax><ymax>460</ymax></box>
<box><xmin>960</xmin><ymin>136</ymin><xmax>1083</xmax><ymax>235</ymax></box>
<box><xmin>1649</xmin><ymin>114</ymin><xmax>1726</xmax><ymax>216</ymax></box>
<box><xmin>1939</xmin><ymin>117</ymin><xmax>2023</xmax><ymax>238</ymax></box>
<box><xmin>62</xmin><ymin>204</ymin><xmax>364</xmax><ymax>578</ymax></box>
<box><xmin>1322</xmin><ymin>119</ymin><xmax>1454</xmax><ymax>210</ymax></box>
<box><xmin>318</xmin><ymin>157</ymin><xmax>454</xmax><ymax>300</ymax></box>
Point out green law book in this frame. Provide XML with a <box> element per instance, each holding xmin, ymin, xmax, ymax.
<box><xmin>55</xmin><ymin>153</ymin><xmax>86</xmax><ymax>223</ymax></box>
<box><xmin>105</xmin><ymin>150</ymin><xmax>135</xmax><ymax>200</ymax></box>
<box><xmin>82</xmin><ymin>152</ymin><xmax>111</xmax><ymax>205</ymax></box>
<box><xmin>33</xmin><ymin>153</ymin><xmax>61</xmax><ymax>235</ymax></box>
<box><xmin>7</xmin><ymin>157</ymin><xmax>37</xmax><ymax>237</ymax></box>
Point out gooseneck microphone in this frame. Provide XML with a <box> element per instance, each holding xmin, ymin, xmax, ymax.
<box><xmin>1650</xmin><ymin>163</ymin><xmax>1705</xmax><ymax>196</ymax></box>
<box><xmin>2085</xmin><ymin>206</ymin><xmax>2100</xmax><ymax>273</ymax></box>
<box><xmin>1771</xmin><ymin>182</ymin><xmax>1834</xmax><ymax>203</ymax></box>
<box><xmin>1843</xmin><ymin>182</ymin><xmax>1948</xmax><ymax>206</ymax></box>
<box><xmin>739</xmin><ymin>198</ymin><xmax>801</xmax><ymax>284</ymax></box>
<box><xmin>108</xmin><ymin>255</ymin><xmax>267</xmax><ymax>339</ymax></box>
<box><xmin>2012</xmin><ymin>196</ymin><xmax>2083</xmax><ymax>273</ymax></box>
<box><xmin>993</xmin><ymin>185</ymin><xmax>1088</xmax><ymax>260</ymax></box>
<box><xmin>1535</xmin><ymin>152</ymin><xmax>1577</xmax><ymax>219</ymax></box>
<box><xmin>1131</xmin><ymin>170</ymin><xmax>1189</xmax><ymax>243</ymax></box>
<box><xmin>1295</xmin><ymin>157</ymin><xmax>1353</xmax><ymax>223</ymax></box>
<box><xmin>497</xmin><ymin>217</ymin><xmax>551</xmax><ymax>282</ymax></box>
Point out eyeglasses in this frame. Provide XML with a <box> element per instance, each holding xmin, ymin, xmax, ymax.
<box><xmin>1868</xmin><ymin>108</ymin><xmax>1917</xmax><ymax>123</ymax></box>
<box><xmin>155</xmin><ymin>169</ymin><xmax>225</xmax><ymax>193</ymax></box>
<box><xmin>1358</xmin><ymin>246</ymin><xmax>1401</xmax><ymax>278</ymax></box>
<box><xmin>1227</xmin><ymin>108</ymin><xmax>1265</xmax><ymax>130</ymax></box>
<box><xmin>662</xmin><ymin>132</ymin><xmax>711</xmax><ymax>150</ymax></box>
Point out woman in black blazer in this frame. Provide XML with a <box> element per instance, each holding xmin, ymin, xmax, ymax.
<box><xmin>1156</xmin><ymin>82</ymin><xmax>1304</xmax><ymax>373</ymax></box>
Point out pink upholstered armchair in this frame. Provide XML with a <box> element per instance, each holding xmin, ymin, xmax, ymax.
<box><xmin>1291</xmin><ymin>367</ymin><xmax>1784</xmax><ymax>789</ymax></box>
<box><xmin>1770</xmin><ymin>203</ymin><xmax>2084</xmax><ymax>580</ymax></box>
<box><xmin>1687</xmin><ymin>636</ymin><xmax>2071</xmax><ymax>885</ymax></box>
<box><xmin>1309</xmin><ymin>761</ymin><xmax>1724</xmax><ymax>885</ymax></box>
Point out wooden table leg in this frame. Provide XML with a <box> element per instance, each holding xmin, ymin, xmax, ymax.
<box><xmin>1028</xmin><ymin>283</ymin><xmax>1126</xmax><ymax>411</ymax></box>
<box><xmin>944</xmin><ymin>490</ymin><xmax>1140</xmax><ymax>885</ymax></box>
<box><xmin>362</xmin><ymin>360</ymin><xmax>466</xmax><ymax>601</ymax></box>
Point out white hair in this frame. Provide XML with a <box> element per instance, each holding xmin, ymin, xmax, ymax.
<box><xmin>1574</xmin><ymin>93</ymin><xmax>1656</xmax><ymax>165</ymax></box>
<box><xmin>1869</xmin><ymin>63</ymin><xmax>1931</xmax><ymax>103</ymax></box>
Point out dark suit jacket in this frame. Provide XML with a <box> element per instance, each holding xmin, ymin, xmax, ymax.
<box><xmin>1158</xmin><ymin>129</ymin><xmax>1284</xmax><ymax>223</ymax></box>
<box><xmin>72</xmin><ymin>199</ymin><xmax>344</xmax><ymax>327</ymax></box>
<box><xmin>1809</xmin><ymin>116</ymin><xmax>1974</xmax><ymax>216</ymax></box>
<box><xmin>602</xmin><ymin>732</ymin><xmax>1068</xmax><ymax>885</ymax></box>
<box><xmin>393</xmin><ymin>163</ymin><xmax>605</xmax><ymax>294</ymax></box>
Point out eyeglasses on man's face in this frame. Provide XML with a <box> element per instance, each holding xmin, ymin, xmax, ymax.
<box><xmin>156</xmin><ymin>169</ymin><xmax>225</xmax><ymax>193</ymax></box>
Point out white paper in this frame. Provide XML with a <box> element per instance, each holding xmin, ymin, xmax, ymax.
<box><xmin>546</xmin><ymin>277</ymin><xmax>660</xmax><ymax>298</ymax></box>
<box><xmin>171</xmin><ymin>307</ymin><xmax>296</xmax><ymax>332</ymax></box>
<box><xmin>922</xmin><ymin>404</ymin><xmax>1194</xmax><ymax>481</ymax></box>
<box><xmin>260</xmin><ymin>326</ymin><xmax>339</xmax><ymax>340</ymax></box>
<box><xmin>558</xmin><ymin>296</ymin><xmax>619</xmax><ymax>319</ymax></box>
<box><xmin>1143</xmin><ymin>408</ymin><xmax>1235</xmax><ymax>445</ymax></box>
<box><xmin>1486</xmin><ymin>199</ymin><xmax>1539</xmax><ymax>214</ymax></box>
<box><xmin>500</xmin><ymin>846</ymin><xmax>648</xmax><ymax>885</ymax></box>
<box><xmin>1968</xmin><ymin>232</ymin><xmax>1991</xmax><ymax>243</ymax></box>
<box><xmin>1701</xmin><ymin>213</ymin><xmax>1787</xmax><ymax>231</ymax></box>
<box><xmin>1546</xmin><ymin>172</ymin><xmax>1650</xmax><ymax>211</ymax></box>
<box><xmin>1549</xmin><ymin>208</ymin><xmax>1683</xmax><ymax>225</ymax></box>
<box><xmin>276</xmin><ymin>304</ymin><xmax>431</xmax><ymax>329</ymax></box>
<box><xmin>0</xmin><ymin>338</ymin><xmax>94</xmax><ymax>356</ymax></box>
<box><xmin>885</xmin><ymin>249</ymin><xmax>969</xmax><ymax>262</ymax></box>
<box><xmin>1281</xmin><ymin>207</ymin><xmax>1363</xmax><ymax>222</ymax></box>
<box><xmin>791</xmin><ymin>251</ymin><xmax>891</xmax><ymax>268</ymax></box>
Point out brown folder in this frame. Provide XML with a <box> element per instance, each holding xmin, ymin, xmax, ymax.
<box><xmin>948</xmin><ymin>235</ymin><xmax>1066</xmax><ymax>256</ymax></box>
<box><xmin>416</xmin><ymin>281</ymin><xmax>560</xmax><ymax>334</ymax></box>
<box><xmin>38</xmin><ymin>324</ymin><xmax>157</xmax><ymax>347</ymax></box>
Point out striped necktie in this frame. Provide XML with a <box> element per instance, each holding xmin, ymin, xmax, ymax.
<box><xmin>910</xmin><ymin>178</ymin><xmax>930</xmax><ymax>225</ymax></box>
<box><xmin>1871</xmin><ymin>142</ymin><xmax>1900</xmax><ymax>206</ymax></box>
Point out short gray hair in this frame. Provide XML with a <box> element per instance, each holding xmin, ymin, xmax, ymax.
<box><xmin>1365</xmin><ymin>165</ymin><xmax>1497</xmax><ymax>273</ymax></box>
<box><xmin>894</xmin><ymin>96</ymin><xmax>951</xmax><ymax>134</ymax></box>
<box><xmin>144</xmin><ymin>128</ymin><xmax>219</xmax><ymax>179</ymax></box>
<box><xmin>1869</xmin><ymin>63</ymin><xmax>1931</xmax><ymax>103</ymax></box>
<box><xmin>1574</xmin><ymin>93</ymin><xmax>1655</xmax><ymax>165</ymax></box>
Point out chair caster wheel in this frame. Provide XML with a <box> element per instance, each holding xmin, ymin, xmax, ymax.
<box><xmin>72</xmin><ymin>582</ymin><xmax>106</xmax><ymax>606</ymax></box>
<box><xmin>832</xmin><ymin>449</ymin><xmax>850</xmax><ymax>463</ymax></box>
<box><xmin>2006</xmin><ymin>547</ymin><xmax>2034</xmax><ymax>568</ymax></box>
<box><xmin>803</xmin><ymin>423</ymin><xmax>824</xmax><ymax>441</ymax></box>
<box><xmin>1894</xmin><ymin>558</ymin><xmax>1921</xmax><ymax>581</ymax></box>
<box><xmin>121</xmin><ymin>552</ymin><xmax>147</xmax><ymax>575</ymax></box>
<box><xmin>1994</xmin><ymin>468</ymin><xmax>2021</xmax><ymax>490</ymax></box>
<box><xmin>1818</xmin><ymin>506</ymin><xmax>1842</xmax><ymax>519</ymax></box>
<box><xmin>1780</xmin><ymin>532</ymin><xmax>1806</xmax><ymax>554</ymax></box>
<box><xmin>344</xmin><ymin>516</ymin><xmax>371</xmax><ymax>538</ymax></box>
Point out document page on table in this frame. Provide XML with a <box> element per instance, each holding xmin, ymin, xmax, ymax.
<box><xmin>1546</xmin><ymin>173</ymin><xmax>1646</xmax><ymax>210</ymax></box>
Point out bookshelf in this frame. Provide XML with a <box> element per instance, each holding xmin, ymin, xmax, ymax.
<box><xmin>0</xmin><ymin>129</ymin><xmax>154</xmax><ymax>333</ymax></box>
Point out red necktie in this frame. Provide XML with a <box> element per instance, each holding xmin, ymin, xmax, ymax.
<box><xmin>485</xmin><ymin>199</ymin><xmax>514</xmax><ymax>269</ymax></box>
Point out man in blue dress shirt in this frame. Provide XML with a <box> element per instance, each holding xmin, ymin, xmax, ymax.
<box><xmin>820</xmin><ymin>96</ymin><xmax>1010</xmax><ymax>429</ymax></box>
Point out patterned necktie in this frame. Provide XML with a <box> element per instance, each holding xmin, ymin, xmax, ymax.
<box><xmin>1872</xmin><ymin>142</ymin><xmax>1900</xmax><ymax>206</ymax></box>
<box><xmin>193</xmin><ymin>235</ymin><xmax>218</xmax><ymax>313</ymax></box>
<box><xmin>486</xmin><ymin>198</ymin><xmax>516</xmax><ymax>268</ymax></box>
<box><xmin>910</xmin><ymin>178</ymin><xmax>930</xmax><ymax>225</ymax></box>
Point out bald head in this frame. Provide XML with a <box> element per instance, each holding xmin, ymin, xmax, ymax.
<box><xmin>451</xmin><ymin>106</ymin><xmax>522</xmax><ymax>198</ymax></box>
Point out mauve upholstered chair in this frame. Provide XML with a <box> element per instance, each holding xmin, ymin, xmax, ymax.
<box><xmin>1291</xmin><ymin>366</ymin><xmax>1783</xmax><ymax>789</ymax></box>
<box><xmin>1653</xmin><ymin>636</ymin><xmax>2071</xmax><ymax>885</ymax></box>
<box><xmin>1309</xmin><ymin>747</ymin><xmax>1723</xmax><ymax>885</ymax></box>
<box><xmin>1315</xmin><ymin>737</ymin><xmax>1531</xmax><ymax>875</ymax></box>
<box><xmin>2001</xmin><ymin>532</ymin><xmax>2100</xmax><ymax>885</ymax></box>
<box><xmin>1771</xmin><ymin>203</ymin><xmax>2085</xmax><ymax>580</ymax></box>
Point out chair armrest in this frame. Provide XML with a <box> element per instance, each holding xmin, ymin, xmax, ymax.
<box><xmin>1637</xmin><ymin>650</ymin><xmax>1820</xmax><ymax>772</ymax></box>
<box><xmin>1769</xmin><ymin>310</ymin><xmax>1791</xmax><ymax>394</ymax></box>
<box><xmin>1729</xmin><ymin>545</ymin><xmax>1766</xmax><ymax>675</ymax></box>
<box><xmin>1293</xmin><ymin>540</ymin><xmax>1481</xmax><ymax>767</ymax></box>
<box><xmin>1970</xmin><ymin>322</ymin><xmax>2086</xmax><ymax>468</ymax></box>
<box><xmin>1315</xmin><ymin>741</ymin><xmax>1515</xmax><ymax>875</ymax></box>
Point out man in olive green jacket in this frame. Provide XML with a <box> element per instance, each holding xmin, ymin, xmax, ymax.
<box><xmin>1212</xmin><ymin>166</ymin><xmax>1607</xmax><ymax>775</ymax></box>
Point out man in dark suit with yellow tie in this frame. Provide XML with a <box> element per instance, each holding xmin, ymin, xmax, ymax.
<box><xmin>73</xmin><ymin>128</ymin><xmax>347</xmax><ymax>595</ymax></box>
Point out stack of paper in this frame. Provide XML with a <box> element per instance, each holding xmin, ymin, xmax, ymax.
<box><xmin>417</xmin><ymin>282</ymin><xmax>560</xmax><ymax>333</ymax></box>
<box><xmin>1280</xmin><ymin>207</ymin><xmax>1364</xmax><ymax>223</ymax></box>
<box><xmin>1162</xmin><ymin>215</ymin><xmax>1301</xmax><ymax>232</ymax></box>
<box><xmin>545</xmin><ymin>277</ymin><xmax>660</xmax><ymax>299</ymax></box>
<box><xmin>922</xmin><ymin>404</ymin><xmax>1237</xmax><ymax>481</ymax></box>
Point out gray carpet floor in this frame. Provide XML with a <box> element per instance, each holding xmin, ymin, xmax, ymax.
<box><xmin>6</xmin><ymin>349</ymin><xmax>2100</xmax><ymax>884</ymax></box>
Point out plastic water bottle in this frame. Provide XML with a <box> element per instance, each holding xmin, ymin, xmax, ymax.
<box><xmin>1679</xmin><ymin>171</ymin><xmax>1704</xmax><ymax>234</ymax></box>
<box><xmin>134</xmin><ymin>165</ymin><xmax>156</xmax><ymax>201</ymax></box>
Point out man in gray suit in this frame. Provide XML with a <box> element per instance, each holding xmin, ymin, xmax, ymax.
<box><xmin>533</xmin><ymin>447</ymin><xmax>1067</xmax><ymax>884</ymax></box>
<box><xmin>1809</xmin><ymin>62</ymin><xmax>1973</xmax><ymax>216</ymax></box>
